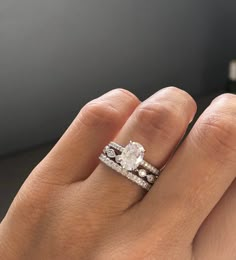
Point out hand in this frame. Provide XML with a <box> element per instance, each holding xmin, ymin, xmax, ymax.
<box><xmin>0</xmin><ymin>88</ymin><xmax>236</xmax><ymax>260</ymax></box>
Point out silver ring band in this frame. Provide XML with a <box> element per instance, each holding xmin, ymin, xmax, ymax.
<box><xmin>99</xmin><ymin>141</ymin><xmax>160</xmax><ymax>191</ymax></box>
<box><xmin>99</xmin><ymin>153</ymin><xmax>152</xmax><ymax>191</ymax></box>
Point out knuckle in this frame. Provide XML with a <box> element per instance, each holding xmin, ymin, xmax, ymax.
<box><xmin>197</xmin><ymin>111</ymin><xmax>236</xmax><ymax>161</ymax></box>
<box><xmin>162</xmin><ymin>86</ymin><xmax>196</xmax><ymax>108</ymax></box>
<box><xmin>194</xmin><ymin>93</ymin><xmax>236</xmax><ymax>161</ymax></box>
<box><xmin>163</xmin><ymin>86</ymin><xmax>185</xmax><ymax>95</ymax></box>
<box><xmin>136</xmin><ymin>102</ymin><xmax>180</xmax><ymax>125</ymax></box>
<box><xmin>134</xmin><ymin>102</ymin><xmax>181</xmax><ymax>139</ymax></box>
<box><xmin>107</xmin><ymin>88</ymin><xmax>140</xmax><ymax>110</ymax></box>
<box><xmin>114</xmin><ymin>88</ymin><xmax>139</xmax><ymax>103</ymax></box>
<box><xmin>212</xmin><ymin>93</ymin><xmax>236</xmax><ymax>106</ymax></box>
<box><xmin>162</xmin><ymin>86</ymin><xmax>183</xmax><ymax>93</ymax></box>
<box><xmin>77</xmin><ymin>101</ymin><xmax>121</xmax><ymax>128</ymax></box>
<box><xmin>75</xmin><ymin>89</ymin><xmax>139</xmax><ymax>129</ymax></box>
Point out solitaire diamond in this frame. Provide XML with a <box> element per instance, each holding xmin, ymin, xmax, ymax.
<box><xmin>120</xmin><ymin>141</ymin><xmax>145</xmax><ymax>171</ymax></box>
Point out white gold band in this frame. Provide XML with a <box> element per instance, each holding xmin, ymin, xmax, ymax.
<box><xmin>99</xmin><ymin>153</ymin><xmax>151</xmax><ymax>191</ymax></box>
<box><xmin>99</xmin><ymin>141</ymin><xmax>161</xmax><ymax>191</ymax></box>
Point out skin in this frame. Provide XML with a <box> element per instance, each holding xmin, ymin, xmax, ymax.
<box><xmin>0</xmin><ymin>87</ymin><xmax>236</xmax><ymax>260</ymax></box>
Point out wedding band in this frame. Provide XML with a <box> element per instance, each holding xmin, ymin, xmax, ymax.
<box><xmin>99</xmin><ymin>141</ymin><xmax>160</xmax><ymax>191</ymax></box>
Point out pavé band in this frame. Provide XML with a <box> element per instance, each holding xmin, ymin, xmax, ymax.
<box><xmin>99</xmin><ymin>141</ymin><xmax>160</xmax><ymax>191</ymax></box>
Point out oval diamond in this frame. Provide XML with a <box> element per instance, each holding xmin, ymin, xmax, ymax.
<box><xmin>120</xmin><ymin>141</ymin><xmax>145</xmax><ymax>171</ymax></box>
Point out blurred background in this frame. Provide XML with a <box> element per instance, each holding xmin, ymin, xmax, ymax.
<box><xmin>0</xmin><ymin>0</ymin><xmax>236</xmax><ymax>220</ymax></box>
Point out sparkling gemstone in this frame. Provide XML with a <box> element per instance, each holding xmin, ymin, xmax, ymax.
<box><xmin>103</xmin><ymin>146</ymin><xmax>109</xmax><ymax>153</ymax></box>
<box><xmin>147</xmin><ymin>174</ymin><xmax>155</xmax><ymax>183</ymax></box>
<box><xmin>127</xmin><ymin>172</ymin><xmax>133</xmax><ymax>179</ymax></box>
<box><xmin>106</xmin><ymin>148</ymin><xmax>116</xmax><ymax>158</ymax></box>
<box><xmin>115</xmin><ymin>155</ymin><xmax>122</xmax><ymax>163</ymax></box>
<box><xmin>138</xmin><ymin>169</ymin><xmax>147</xmax><ymax>178</ymax></box>
<box><xmin>120</xmin><ymin>141</ymin><xmax>145</xmax><ymax>171</ymax></box>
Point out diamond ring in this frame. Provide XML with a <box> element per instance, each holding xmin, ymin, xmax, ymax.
<box><xmin>99</xmin><ymin>141</ymin><xmax>160</xmax><ymax>190</ymax></box>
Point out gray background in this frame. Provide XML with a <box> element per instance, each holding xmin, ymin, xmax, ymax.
<box><xmin>0</xmin><ymin>0</ymin><xmax>236</xmax><ymax>156</ymax></box>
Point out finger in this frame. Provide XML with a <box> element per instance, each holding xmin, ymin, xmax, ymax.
<box><xmin>141</xmin><ymin>93</ymin><xmax>236</xmax><ymax>244</ymax></box>
<box><xmin>32</xmin><ymin>89</ymin><xmax>140</xmax><ymax>184</ymax></box>
<box><xmin>87</xmin><ymin>87</ymin><xmax>197</xmax><ymax>210</ymax></box>
<box><xmin>193</xmin><ymin>179</ymin><xmax>236</xmax><ymax>259</ymax></box>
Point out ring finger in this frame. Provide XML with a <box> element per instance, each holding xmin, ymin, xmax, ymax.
<box><xmin>85</xmin><ymin>87</ymin><xmax>197</xmax><ymax>211</ymax></box>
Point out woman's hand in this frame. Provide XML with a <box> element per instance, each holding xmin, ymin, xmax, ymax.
<box><xmin>0</xmin><ymin>87</ymin><xmax>236</xmax><ymax>260</ymax></box>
